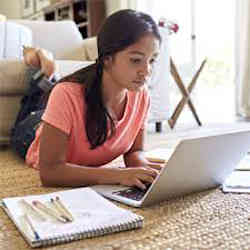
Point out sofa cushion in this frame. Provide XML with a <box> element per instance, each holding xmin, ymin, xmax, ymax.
<box><xmin>0</xmin><ymin>60</ymin><xmax>28</xmax><ymax>96</ymax></box>
<box><xmin>14</xmin><ymin>20</ymin><xmax>84</xmax><ymax>60</ymax></box>
<box><xmin>0</xmin><ymin>95</ymin><xmax>23</xmax><ymax>139</ymax></box>
<box><xmin>57</xmin><ymin>60</ymin><xmax>94</xmax><ymax>78</ymax></box>
<box><xmin>0</xmin><ymin>60</ymin><xmax>94</xmax><ymax>96</ymax></box>
<box><xmin>0</xmin><ymin>22</ymin><xmax>32</xmax><ymax>59</ymax></box>
<box><xmin>82</xmin><ymin>37</ymin><xmax>98</xmax><ymax>61</ymax></box>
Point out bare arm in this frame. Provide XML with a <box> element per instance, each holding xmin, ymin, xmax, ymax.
<box><xmin>123</xmin><ymin>128</ymin><xmax>163</xmax><ymax>170</ymax></box>
<box><xmin>123</xmin><ymin>128</ymin><xmax>149</xmax><ymax>167</ymax></box>
<box><xmin>39</xmin><ymin>122</ymin><xmax>157</xmax><ymax>189</ymax></box>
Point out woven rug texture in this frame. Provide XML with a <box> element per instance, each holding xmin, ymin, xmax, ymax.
<box><xmin>1</xmin><ymin>123</ymin><xmax>250</xmax><ymax>250</ymax></box>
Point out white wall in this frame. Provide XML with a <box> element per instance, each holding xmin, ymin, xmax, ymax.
<box><xmin>0</xmin><ymin>0</ymin><xmax>23</xmax><ymax>18</ymax></box>
<box><xmin>105</xmin><ymin>0</ymin><xmax>138</xmax><ymax>16</ymax></box>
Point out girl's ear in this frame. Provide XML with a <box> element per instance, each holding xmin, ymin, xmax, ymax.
<box><xmin>103</xmin><ymin>56</ymin><xmax>113</xmax><ymax>69</ymax></box>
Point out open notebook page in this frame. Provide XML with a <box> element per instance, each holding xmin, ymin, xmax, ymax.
<box><xmin>2</xmin><ymin>187</ymin><xmax>141</xmax><ymax>241</ymax></box>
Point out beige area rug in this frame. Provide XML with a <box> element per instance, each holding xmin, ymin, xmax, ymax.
<box><xmin>1</xmin><ymin>122</ymin><xmax>250</xmax><ymax>250</ymax></box>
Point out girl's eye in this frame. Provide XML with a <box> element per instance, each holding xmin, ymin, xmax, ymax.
<box><xmin>150</xmin><ymin>59</ymin><xmax>155</xmax><ymax>65</ymax></box>
<box><xmin>150</xmin><ymin>58</ymin><xmax>157</xmax><ymax>65</ymax></box>
<box><xmin>130</xmin><ymin>58</ymin><xmax>141</xmax><ymax>64</ymax></box>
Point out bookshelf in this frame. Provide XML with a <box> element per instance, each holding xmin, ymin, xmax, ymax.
<box><xmin>0</xmin><ymin>0</ymin><xmax>105</xmax><ymax>37</ymax></box>
<box><xmin>43</xmin><ymin>0</ymin><xmax>105</xmax><ymax>38</ymax></box>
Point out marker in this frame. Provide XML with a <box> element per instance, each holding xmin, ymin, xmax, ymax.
<box><xmin>50</xmin><ymin>198</ymin><xmax>71</xmax><ymax>222</ymax></box>
<box><xmin>55</xmin><ymin>196</ymin><xmax>74</xmax><ymax>221</ymax></box>
<box><xmin>32</xmin><ymin>200</ymin><xmax>67</xmax><ymax>223</ymax></box>
<box><xmin>24</xmin><ymin>214</ymin><xmax>40</xmax><ymax>240</ymax></box>
<box><xmin>20</xmin><ymin>199</ymin><xmax>46</xmax><ymax>221</ymax></box>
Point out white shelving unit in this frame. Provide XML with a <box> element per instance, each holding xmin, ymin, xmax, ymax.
<box><xmin>42</xmin><ymin>0</ymin><xmax>89</xmax><ymax>38</ymax></box>
<box><xmin>0</xmin><ymin>0</ymin><xmax>35</xmax><ymax>19</ymax></box>
<box><xmin>0</xmin><ymin>0</ymin><xmax>51</xmax><ymax>19</ymax></box>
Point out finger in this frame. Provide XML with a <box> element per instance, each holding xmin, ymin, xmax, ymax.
<box><xmin>140</xmin><ymin>175</ymin><xmax>155</xmax><ymax>184</ymax></box>
<box><xmin>134</xmin><ymin>179</ymin><xmax>146</xmax><ymax>190</ymax></box>
<box><xmin>141</xmin><ymin>167</ymin><xmax>159</xmax><ymax>176</ymax></box>
<box><xmin>135</xmin><ymin>172</ymin><xmax>155</xmax><ymax>184</ymax></box>
<box><xmin>147</xmin><ymin>163</ymin><xmax>164</xmax><ymax>170</ymax></box>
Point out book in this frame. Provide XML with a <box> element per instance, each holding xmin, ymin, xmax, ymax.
<box><xmin>145</xmin><ymin>147</ymin><xmax>176</xmax><ymax>163</ymax></box>
<box><xmin>222</xmin><ymin>170</ymin><xmax>250</xmax><ymax>193</ymax></box>
<box><xmin>235</xmin><ymin>153</ymin><xmax>250</xmax><ymax>171</ymax></box>
<box><xmin>1</xmin><ymin>187</ymin><xmax>143</xmax><ymax>248</ymax></box>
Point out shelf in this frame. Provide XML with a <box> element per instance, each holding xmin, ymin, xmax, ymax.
<box><xmin>43</xmin><ymin>0</ymin><xmax>88</xmax><ymax>38</ymax></box>
<box><xmin>23</xmin><ymin>0</ymin><xmax>105</xmax><ymax>38</ymax></box>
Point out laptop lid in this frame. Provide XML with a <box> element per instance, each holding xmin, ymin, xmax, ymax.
<box><xmin>141</xmin><ymin>129</ymin><xmax>250</xmax><ymax>206</ymax></box>
<box><xmin>92</xmin><ymin>129</ymin><xmax>250</xmax><ymax>207</ymax></box>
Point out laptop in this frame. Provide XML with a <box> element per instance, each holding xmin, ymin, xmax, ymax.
<box><xmin>91</xmin><ymin>129</ymin><xmax>250</xmax><ymax>207</ymax></box>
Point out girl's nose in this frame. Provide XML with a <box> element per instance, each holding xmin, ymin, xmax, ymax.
<box><xmin>139</xmin><ymin>62</ymin><xmax>152</xmax><ymax>77</ymax></box>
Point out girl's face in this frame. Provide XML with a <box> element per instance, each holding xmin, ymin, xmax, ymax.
<box><xmin>104</xmin><ymin>33</ymin><xmax>160</xmax><ymax>92</ymax></box>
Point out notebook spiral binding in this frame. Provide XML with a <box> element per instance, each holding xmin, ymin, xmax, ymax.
<box><xmin>35</xmin><ymin>215</ymin><xmax>143</xmax><ymax>247</ymax></box>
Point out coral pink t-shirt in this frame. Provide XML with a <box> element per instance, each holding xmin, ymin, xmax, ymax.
<box><xmin>26</xmin><ymin>82</ymin><xmax>150</xmax><ymax>169</ymax></box>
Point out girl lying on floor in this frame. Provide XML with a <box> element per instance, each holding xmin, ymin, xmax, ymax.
<box><xmin>11</xmin><ymin>9</ymin><xmax>163</xmax><ymax>190</ymax></box>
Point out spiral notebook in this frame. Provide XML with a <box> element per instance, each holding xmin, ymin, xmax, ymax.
<box><xmin>1</xmin><ymin>187</ymin><xmax>143</xmax><ymax>248</ymax></box>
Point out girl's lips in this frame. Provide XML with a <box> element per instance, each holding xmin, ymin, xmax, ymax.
<box><xmin>133</xmin><ymin>80</ymin><xmax>146</xmax><ymax>85</ymax></box>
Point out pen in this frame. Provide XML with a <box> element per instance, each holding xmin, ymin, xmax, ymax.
<box><xmin>50</xmin><ymin>198</ymin><xmax>71</xmax><ymax>222</ymax></box>
<box><xmin>24</xmin><ymin>214</ymin><xmax>40</xmax><ymax>240</ymax></box>
<box><xmin>55</xmin><ymin>196</ymin><xmax>74</xmax><ymax>221</ymax></box>
<box><xmin>20</xmin><ymin>199</ymin><xmax>46</xmax><ymax>221</ymax></box>
<box><xmin>32</xmin><ymin>200</ymin><xmax>67</xmax><ymax>223</ymax></box>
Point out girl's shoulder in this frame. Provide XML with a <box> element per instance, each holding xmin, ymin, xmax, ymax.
<box><xmin>53</xmin><ymin>82</ymin><xmax>85</xmax><ymax>97</ymax></box>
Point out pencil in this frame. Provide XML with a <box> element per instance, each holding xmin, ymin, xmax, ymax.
<box><xmin>55</xmin><ymin>196</ymin><xmax>74</xmax><ymax>221</ymax></box>
<box><xmin>32</xmin><ymin>200</ymin><xmax>67</xmax><ymax>223</ymax></box>
<box><xmin>20</xmin><ymin>199</ymin><xmax>46</xmax><ymax>221</ymax></box>
<box><xmin>50</xmin><ymin>198</ymin><xmax>71</xmax><ymax>222</ymax></box>
<box><xmin>24</xmin><ymin>214</ymin><xmax>40</xmax><ymax>240</ymax></box>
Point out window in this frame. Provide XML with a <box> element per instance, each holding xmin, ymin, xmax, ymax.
<box><xmin>139</xmin><ymin>0</ymin><xmax>235</xmax><ymax>126</ymax></box>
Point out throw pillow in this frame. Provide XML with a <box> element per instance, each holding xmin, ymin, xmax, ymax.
<box><xmin>0</xmin><ymin>21</ymin><xmax>32</xmax><ymax>60</ymax></box>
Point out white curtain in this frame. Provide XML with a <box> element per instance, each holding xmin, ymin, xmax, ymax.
<box><xmin>105</xmin><ymin>1</ymin><xmax>158</xmax><ymax>19</ymax></box>
<box><xmin>235</xmin><ymin>0</ymin><xmax>250</xmax><ymax>117</ymax></box>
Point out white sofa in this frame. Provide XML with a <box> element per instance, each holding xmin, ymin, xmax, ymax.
<box><xmin>0</xmin><ymin>20</ymin><xmax>170</xmax><ymax>145</ymax></box>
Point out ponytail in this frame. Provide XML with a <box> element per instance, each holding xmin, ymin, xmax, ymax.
<box><xmin>85</xmin><ymin>60</ymin><xmax>115</xmax><ymax>149</ymax></box>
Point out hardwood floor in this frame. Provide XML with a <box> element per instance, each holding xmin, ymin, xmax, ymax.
<box><xmin>146</xmin><ymin>119</ymin><xmax>250</xmax><ymax>150</ymax></box>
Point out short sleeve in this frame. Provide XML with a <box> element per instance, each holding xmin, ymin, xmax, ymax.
<box><xmin>42</xmin><ymin>83</ymin><xmax>73</xmax><ymax>135</ymax></box>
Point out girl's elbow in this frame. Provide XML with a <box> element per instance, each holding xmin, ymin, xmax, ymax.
<box><xmin>40</xmin><ymin>169</ymin><xmax>52</xmax><ymax>186</ymax></box>
<box><xmin>39</xmin><ymin>163</ymin><xmax>57</xmax><ymax>187</ymax></box>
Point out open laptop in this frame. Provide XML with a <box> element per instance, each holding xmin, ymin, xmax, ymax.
<box><xmin>91</xmin><ymin>129</ymin><xmax>250</xmax><ymax>207</ymax></box>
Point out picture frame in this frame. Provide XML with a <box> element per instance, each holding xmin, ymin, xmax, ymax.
<box><xmin>21</xmin><ymin>0</ymin><xmax>34</xmax><ymax>17</ymax></box>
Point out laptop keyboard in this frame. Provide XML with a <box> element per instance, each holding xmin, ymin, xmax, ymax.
<box><xmin>112</xmin><ymin>184</ymin><xmax>151</xmax><ymax>201</ymax></box>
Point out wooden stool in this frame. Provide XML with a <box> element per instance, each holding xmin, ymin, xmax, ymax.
<box><xmin>168</xmin><ymin>57</ymin><xmax>207</xmax><ymax>129</ymax></box>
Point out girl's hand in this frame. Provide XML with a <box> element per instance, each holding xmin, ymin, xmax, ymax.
<box><xmin>118</xmin><ymin>167</ymin><xmax>159</xmax><ymax>190</ymax></box>
<box><xmin>147</xmin><ymin>162</ymin><xmax>165</xmax><ymax>171</ymax></box>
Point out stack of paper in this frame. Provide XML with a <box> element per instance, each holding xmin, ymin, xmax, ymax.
<box><xmin>222</xmin><ymin>171</ymin><xmax>250</xmax><ymax>193</ymax></box>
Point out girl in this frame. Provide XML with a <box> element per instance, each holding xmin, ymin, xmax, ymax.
<box><xmin>17</xmin><ymin>9</ymin><xmax>163</xmax><ymax>190</ymax></box>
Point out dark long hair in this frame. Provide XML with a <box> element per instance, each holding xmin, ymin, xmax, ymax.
<box><xmin>55</xmin><ymin>9</ymin><xmax>161</xmax><ymax>149</ymax></box>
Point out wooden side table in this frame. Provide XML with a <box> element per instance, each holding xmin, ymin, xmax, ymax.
<box><xmin>168</xmin><ymin>57</ymin><xmax>207</xmax><ymax>129</ymax></box>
